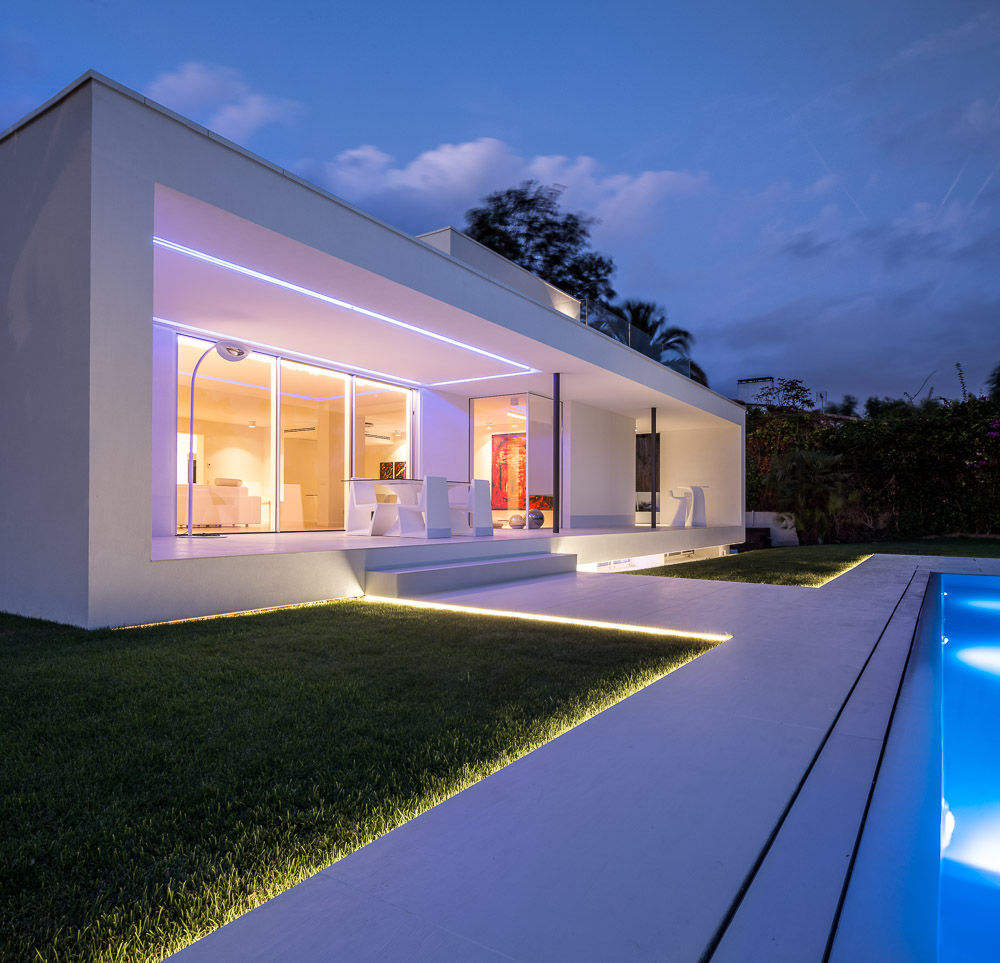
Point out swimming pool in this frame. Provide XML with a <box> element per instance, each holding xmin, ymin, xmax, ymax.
<box><xmin>939</xmin><ymin>573</ymin><xmax>1000</xmax><ymax>961</ymax></box>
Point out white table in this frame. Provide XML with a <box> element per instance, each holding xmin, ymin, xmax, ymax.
<box><xmin>347</xmin><ymin>477</ymin><xmax>492</xmax><ymax>538</ymax></box>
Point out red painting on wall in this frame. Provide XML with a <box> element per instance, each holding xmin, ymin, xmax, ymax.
<box><xmin>491</xmin><ymin>433</ymin><xmax>525</xmax><ymax>510</ymax></box>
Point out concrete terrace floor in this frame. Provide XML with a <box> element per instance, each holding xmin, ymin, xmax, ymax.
<box><xmin>172</xmin><ymin>554</ymin><xmax>1000</xmax><ymax>962</ymax></box>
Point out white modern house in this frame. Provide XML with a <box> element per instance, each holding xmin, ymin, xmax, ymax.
<box><xmin>1</xmin><ymin>72</ymin><xmax>745</xmax><ymax>629</ymax></box>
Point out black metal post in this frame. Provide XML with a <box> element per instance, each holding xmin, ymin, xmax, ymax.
<box><xmin>553</xmin><ymin>373</ymin><xmax>561</xmax><ymax>533</ymax></box>
<box><xmin>650</xmin><ymin>406</ymin><xmax>657</xmax><ymax>530</ymax></box>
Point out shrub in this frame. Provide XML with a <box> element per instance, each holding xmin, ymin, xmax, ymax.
<box><xmin>747</xmin><ymin>395</ymin><xmax>1000</xmax><ymax>540</ymax></box>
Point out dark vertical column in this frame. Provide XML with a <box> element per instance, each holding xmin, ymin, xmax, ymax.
<box><xmin>650</xmin><ymin>406</ymin><xmax>658</xmax><ymax>530</ymax></box>
<box><xmin>553</xmin><ymin>373</ymin><xmax>561</xmax><ymax>534</ymax></box>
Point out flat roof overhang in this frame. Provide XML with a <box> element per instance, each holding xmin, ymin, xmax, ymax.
<box><xmin>154</xmin><ymin>186</ymin><xmax>741</xmax><ymax>431</ymax></box>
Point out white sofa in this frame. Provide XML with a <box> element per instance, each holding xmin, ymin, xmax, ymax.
<box><xmin>177</xmin><ymin>481</ymin><xmax>261</xmax><ymax>528</ymax></box>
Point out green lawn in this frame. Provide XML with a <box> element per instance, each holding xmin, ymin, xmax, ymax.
<box><xmin>0</xmin><ymin>600</ymin><xmax>713</xmax><ymax>962</ymax></box>
<box><xmin>627</xmin><ymin>538</ymin><xmax>1000</xmax><ymax>587</ymax></box>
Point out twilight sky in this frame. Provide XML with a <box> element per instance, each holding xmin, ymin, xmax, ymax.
<box><xmin>3</xmin><ymin>0</ymin><xmax>999</xmax><ymax>402</ymax></box>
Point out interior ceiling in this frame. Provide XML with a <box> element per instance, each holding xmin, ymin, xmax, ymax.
<box><xmin>154</xmin><ymin>186</ymin><xmax>731</xmax><ymax>430</ymax></box>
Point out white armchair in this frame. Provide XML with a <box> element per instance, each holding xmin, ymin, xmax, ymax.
<box><xmin>392</xmin><ymin>476</ymin><xmax>451</xmax><ymax>538</ymax></box>
<box><xmin>449</xmin><ymin>479</ymin><xmax>493</xmax><ymax>537</ymax></box>
<box><xmin>449</xmin><ymin>482</ymin><xmax>473</xmax><ymax>536</ymax></box>
<box><xmin>346</xmin><ymin>480</ymin><xmax>389</xmax><ymax>535</ymax></box>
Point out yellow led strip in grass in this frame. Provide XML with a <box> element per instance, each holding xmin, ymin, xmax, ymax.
<box><xmin>115</xmin><ymin>596</ymin><xmax>362</xmax><ymax>630</ymax></box>
<box><xmin>364</xmin><ymin>595</ymin><xmax>731</xmax><ymax>643</ymax></box>
<box><xmin>812</xmin><ymin>554</ymin><xmax>874</xmax><ymax>587</ymax></box>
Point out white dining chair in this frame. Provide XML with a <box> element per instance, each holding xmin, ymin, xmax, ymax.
<box><xmin>346</xmin><ymin>479</ymin><xmax>388</xmax><ymax>535</ymax></box>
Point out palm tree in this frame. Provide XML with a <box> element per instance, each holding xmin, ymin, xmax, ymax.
<box><xmin>600</xmin><ymin>300</ymin><xmax>708</xmax><ymax>386</ymax></box>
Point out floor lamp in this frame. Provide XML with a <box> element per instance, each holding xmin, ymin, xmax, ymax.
<box><xmin>186</xmin><ymin>340</ymin><xmax>252</xmax><ymax>536</ymax></box>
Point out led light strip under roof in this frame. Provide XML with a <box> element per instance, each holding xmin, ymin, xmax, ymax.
<box><xmin>429</xmin><ymin>372</ymin><xmax>534</xmax><ymax>387</ymax></box>
<box><xmin>157</xmin><ymin>317</ymin><xmax>422</xmax><ymax>385</ymax></box>
<box><xmin>363</xmin><ymin>596</ymin><xmax>732</xmax><ymax>643</ymax></box>
<box><xmin>154</xmin><ymin>237</ymin><xmax>540</xmax><ymax>381</ymax></box>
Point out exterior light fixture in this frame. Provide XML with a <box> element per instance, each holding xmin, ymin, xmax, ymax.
<box><xmin>217</xmin><ymin>342</ymin><xmax>249</xmax><ymax>361</ymax></box>
<box><xmin>186</xmin><ymin>340</ymin><xmax>251</xmax><ymax>536</ymax></box>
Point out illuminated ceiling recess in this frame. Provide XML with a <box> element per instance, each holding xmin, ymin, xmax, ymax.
<box><xmin>162</xmin><ymin>318</ymin><xmax>423</xmax><ymax>386</ymax></box>
<box><xmin>152</xmin><ymin>237</ymin><xmax>540</xmax><ymax>387</ymax></box>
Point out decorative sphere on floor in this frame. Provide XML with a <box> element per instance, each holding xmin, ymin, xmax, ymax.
<box><xmin>508</xmin><ymin>513</ymin><xmax>525</xmax><ymax>529</ymax></box>
<box><xmin>527</xmin><ymin>509</ymin><xmax>544</xmax><ymax>529</ymax></box>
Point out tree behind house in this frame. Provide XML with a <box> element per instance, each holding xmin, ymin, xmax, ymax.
<box><xmin>464</xmin><ymin>181</ymin><xmax>616</xmax><ymax>304</ymax></box>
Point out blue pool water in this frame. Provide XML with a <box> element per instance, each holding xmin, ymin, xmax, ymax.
<box><xmin>939</xmin><ymin>573</ymin><xmax>1000</xmax><ymax>961</ymax></box>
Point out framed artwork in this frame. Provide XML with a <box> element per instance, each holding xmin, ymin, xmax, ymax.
<box><xmin>491</xmin><ymin>433</ymin><xmax>525</xmax><ymax>510</ymax></box>
<box><xmin>379</xmin><ymin>461</ymin><xmax>407</xmax><ymax>479</ymax></box>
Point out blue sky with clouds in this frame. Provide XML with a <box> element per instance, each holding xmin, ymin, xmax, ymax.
<box><xmin>3</xmin><ymin>0</ymin><xmax>999</xmax><ymax>402</ymax></box>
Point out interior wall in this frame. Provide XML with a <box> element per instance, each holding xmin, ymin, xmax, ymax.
<box><xmin>0</xmin><ymin>86</ymin><xmax>93</xmax><ymax>625</ymax></box>
<box><xmin>565</xmin><ymin>401</ymin><xmax>635</xmax><ymax>527</ymax></box>
<box><xmin>360</xmin><ymin>439</ymin><xmax>408</xmax><ymax>478</ymax></box>
<box><xmin>659</xmin><ymin>424</ymin><xmax>743</xmax><ymax>527</ymax></box>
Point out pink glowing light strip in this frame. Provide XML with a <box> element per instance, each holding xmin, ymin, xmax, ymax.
<box><xmin>154</xmin><ymin>237</ymin><xmax>539</xmax><ymax>379</ymax></box>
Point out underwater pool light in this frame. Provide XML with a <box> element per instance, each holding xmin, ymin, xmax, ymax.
<box><xmin>954</xmin><ymin>646</ymin><xmax>1000</xmax><ymax>677</ymax></box>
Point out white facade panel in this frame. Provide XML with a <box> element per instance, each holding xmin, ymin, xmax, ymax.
<box><xmin>419</xmin><ymin>388</ymin><xmax>470</xmax><ymax>481</ymax></box>
<box><xmin>0</xmin><ymin>86</ymin><xmax>93</xmax><ymax>626</ymax></box>
<box><xmin>660</xmin><ymin>424</ymin><xmax>744</xmax><ymax>527</ymax></box>
<box><xmin>565</xmin><ymin>401</ymin><xmax>635</xmax><ymax>527</ymax></box>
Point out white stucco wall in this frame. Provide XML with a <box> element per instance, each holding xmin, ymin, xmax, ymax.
<box><xmin>565</xmin><ymin>401</ymin><xmax>635</xmax><ymax>527</ymax></box>
<box><xmin>0</xmin><ymin>87</ymin><xmax>93</xmax><ymax>626</ymax></box>
<box><xmin>151</xmin><ymin>324</ymin><xmax>177</xmax><ymax>536</ymax></box>
<box><xmin>659</xmin><ymin>424</ymin><xmax>744</xmax><ymax>527</ymax></box>
<box><xmin>418</xmin><ymin>388</ymin><xmax>469</xmax><ymax>480</ymax></box>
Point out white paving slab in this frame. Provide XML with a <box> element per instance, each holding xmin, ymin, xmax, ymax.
<box><xmin>711</xmin><ymin>571</ymin><xmax>928</xmax><ymax>961</ymax></box>
<box><xmin>171</xmin><ymin>553</ymin><xmax>1000</xmax><ymax>962</ymax></box>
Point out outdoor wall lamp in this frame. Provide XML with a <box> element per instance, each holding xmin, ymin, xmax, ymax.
<box><xmin>186</xmin><ymin>340</ymin><xmax>252</xmax><ymax>536</ymax></box>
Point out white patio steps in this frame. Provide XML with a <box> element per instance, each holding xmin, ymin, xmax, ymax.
<box><xmin>364</xmin><ymin>552</ymin><xmax>578</xmax><ymax>598</ymax></box>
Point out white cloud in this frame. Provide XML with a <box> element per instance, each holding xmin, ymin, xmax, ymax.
<box><xmin>145</xmin><ymin>62</ymin><xmax>301</xmax><ymax>142</ymax></box>
<box><xmin>961</xmin><ymin>97</ymin><xmax>1000</xmax><ymax>138</ymax></box>
<box><xmin>889</xmin><ymin>11</ymin><xmax>1000</xmax><ymax>68</ymax></box>
<box><xmin>805</xmin><ymin>173</ymin><xmax>839</xmax><ymax>196</ymax></box>
<box><xmin>298</xmin><ymin>136</ymin><xmax>707</xmax><ymax>238</ymax></box>
<box><xmin>146</xmin><ymin>62</ymin><xmax>244</xmax><ymax>112</ymax></box>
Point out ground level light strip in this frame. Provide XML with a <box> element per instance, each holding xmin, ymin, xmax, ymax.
<box><xmin>814</xmin><ymin>554</ymin><xmax>874</xmax><ymax>587</ymax></box>
<box><xmin>115</xmin><ymin>596</ymin><xmax>363</xmax><ymax>630</ymax></box>
<box><xmin>363</xmin><ymin>595</ymin><xmax>732</xmax><ymax>643</ymax></box>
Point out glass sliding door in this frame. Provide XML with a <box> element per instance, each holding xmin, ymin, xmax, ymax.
<box><xmin>354</xmin><ymin>379</ymin><xmax>411</xmax><ymax>480</ymax></box>
<box><xmin>279</xmin><ymin>360</ymin><xmax>349</xmax><ymax>530</ymax></box>
<box><xmin>472</xmin><ymin>394</ymin><xmax>528</xmax><ymax>528</ymax></box>
<box><xmin>177</xmin><ymin>335</ymin><xmax>276</xmax><ymax>532</ymax></box>
<box><xmin>171</xmin><ymin>331</ymin><xmax>415</xmax><ymax>534</ymax></box>
<box><xmin>527</xmin><ymin>392</ymin><xmax>554</xmax><ymax>529</ymax></box>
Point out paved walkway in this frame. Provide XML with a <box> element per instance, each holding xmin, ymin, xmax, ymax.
<box><xmin>172</xmin><ymin>554</ymin><xmax>1000</xmax><ymax>962</ymax></box>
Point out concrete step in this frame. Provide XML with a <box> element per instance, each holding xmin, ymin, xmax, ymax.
<box><xmin>365</xmin><ymin>552</ymin><xmax>578</xmax><ymax>598</ymax></box>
